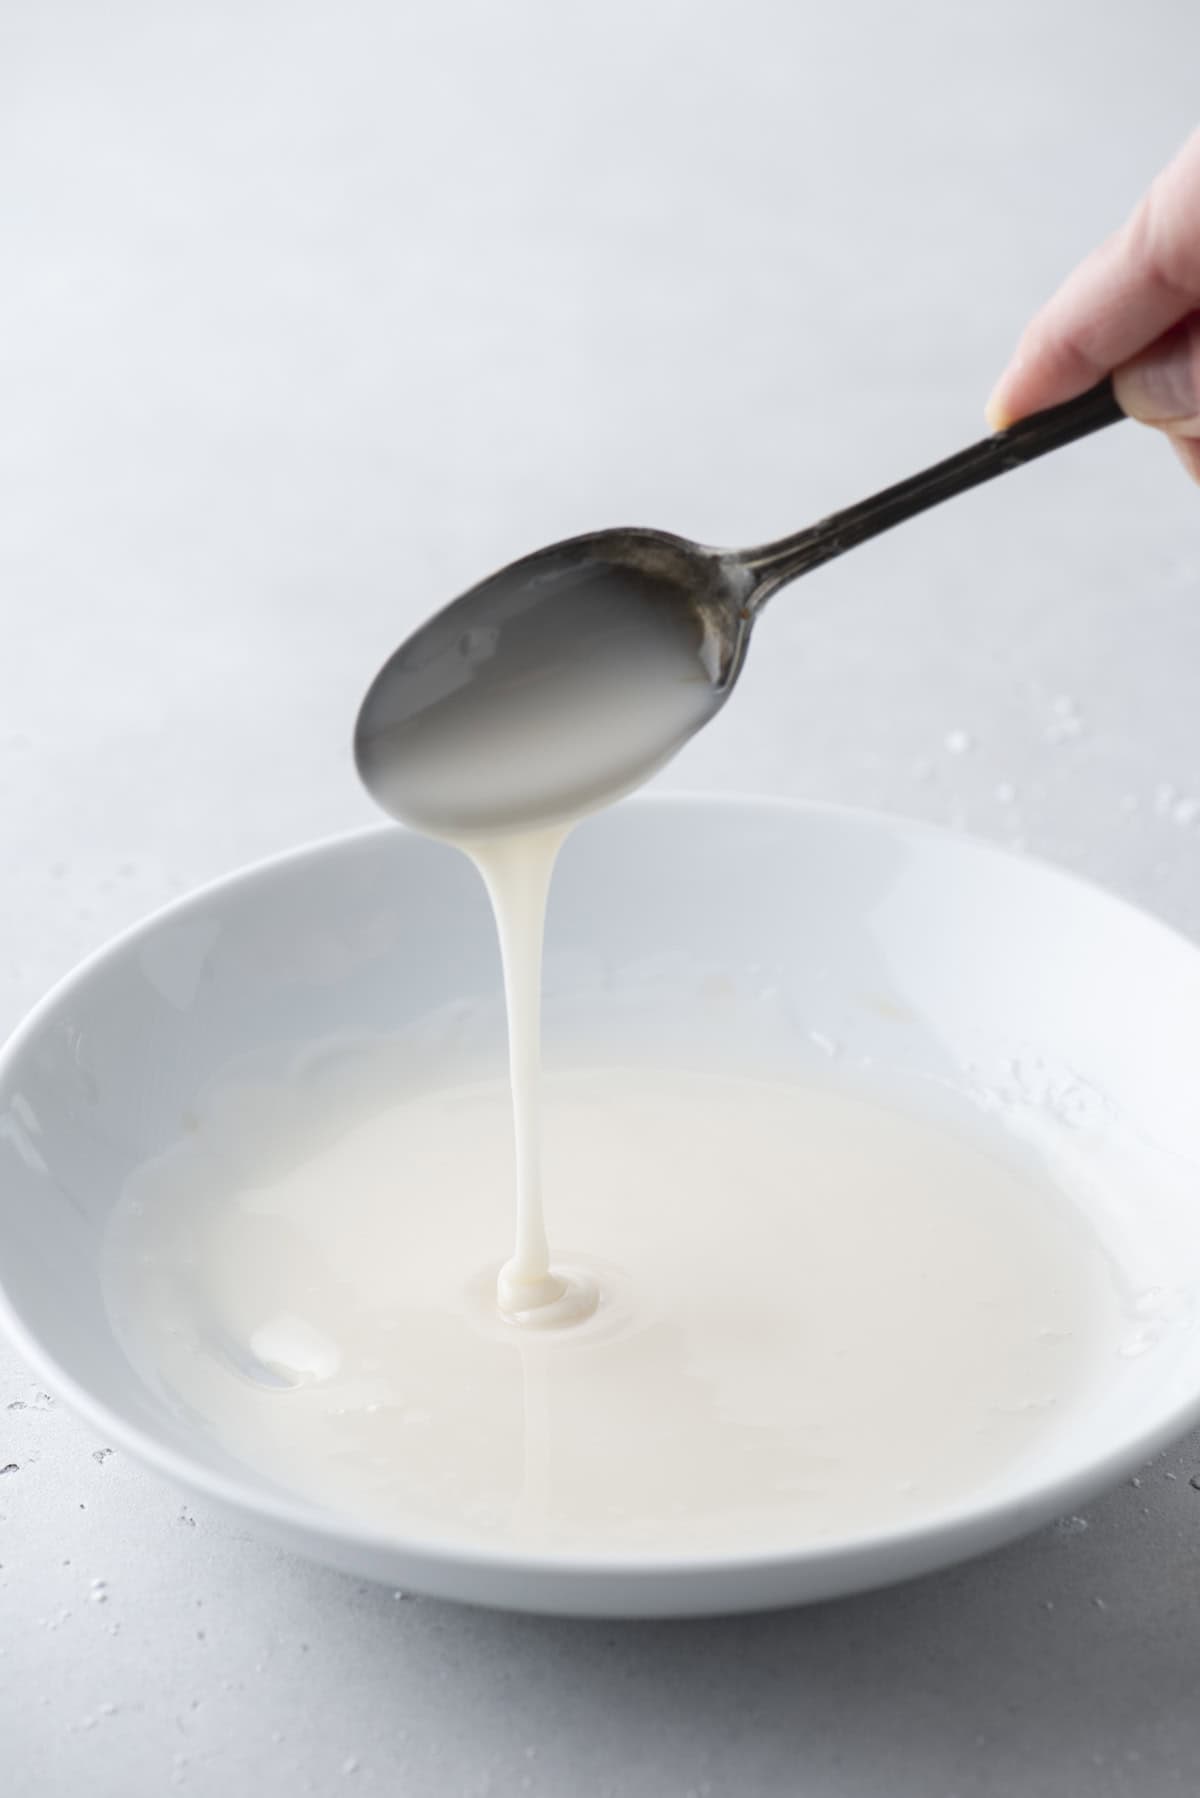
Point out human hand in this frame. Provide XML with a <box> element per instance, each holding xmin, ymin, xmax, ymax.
<box><xmin>987</xmin><ymin>127</ymin><xmax>1200</xmax><ymax>482</ymax></box>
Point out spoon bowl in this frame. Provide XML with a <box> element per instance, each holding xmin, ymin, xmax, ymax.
<box><xmin>354</xmin><ymin>529</ymin><xmax>753</xmax><ymax>838</ymax></box>
<box><xmin>355</xmin><ymin>383</ymin><xmax>1123</xmax><ymax>837</ymax></box>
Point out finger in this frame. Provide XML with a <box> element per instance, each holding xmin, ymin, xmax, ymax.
<box><xmin>1170</xmin><ymin>436</ymin><xmax>1200</xmax><ymax>485</ymax></box>
<box><xmin>1113</xmin><ymin>314</ymin><xmax>1200</xmax><ymax>432</ymax></box>
<box><xmin>987</xmin><ymin>126</ymin><xmax>1200</xmax><ymax>428</ymax></box>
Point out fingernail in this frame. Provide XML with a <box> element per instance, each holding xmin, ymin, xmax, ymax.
<box><xmin>985</xmin><ymin>351</ymin><xmax>1025</xmax><ymax>433</ymax></box>
<box><xmin>1115</xmin><ymin>333</ymin><xmax>1198</xmax><ymax>424</ymax></box>
<box><xmin>984</xmin><ymin>391</ymin><xmax>1011</xmax><ymax>433</ymax></box>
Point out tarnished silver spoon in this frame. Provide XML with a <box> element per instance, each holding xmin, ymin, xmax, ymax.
<box><xmin>356</xmin><ymin>381</ymin><xmax>1122</xmax><ymax>838</ymax></box>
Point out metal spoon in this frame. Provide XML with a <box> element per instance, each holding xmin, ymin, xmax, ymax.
<box><xmin>356</xmin><ymin>380</ymin><xmax>1122</xmax><ymax>838</ymax></box>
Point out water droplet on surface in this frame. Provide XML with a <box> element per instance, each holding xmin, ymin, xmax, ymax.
<box><xmin>1057</xmin><ymin>1514</ymin><xmax>1089</xmax><ymax>1535</ymax></box>
<box><xmin>1189</xmin><ymin>1474</ymin><xmax>1200</xmax><ymax>1492</ymax></box>
<box><xmin>944</xmin><ymin>728</ymin><xmax>972</xmax><ymax>756</ymax></box>
<box><xmin>1045</xmin><ymin>696</ymin><xmax>1083</xmax><ymax>743</ymax></box>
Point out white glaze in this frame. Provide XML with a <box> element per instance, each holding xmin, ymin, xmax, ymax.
<box><xmin>107</xmin><ymin>1065</ymin><xmax>1126</xmax><ymax>1554</ymax></box>
<box><xmin>468</xmin><ymin>826</ymin><xmax>596</xmax><ymax>1326</ymax></box>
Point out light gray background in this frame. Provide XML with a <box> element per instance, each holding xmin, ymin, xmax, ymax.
<box><xmin>3</xmin><ymin>2</ymin><xmax>1200</xmax><ymax>1793</ymax></box>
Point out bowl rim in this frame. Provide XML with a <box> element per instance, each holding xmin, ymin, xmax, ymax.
<box><xmin>3</xmin><ymin>789</ymin><xmax>1200</xmax><ymax>1587</ymax></box>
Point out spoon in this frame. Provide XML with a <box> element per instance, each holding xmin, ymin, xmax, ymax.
<box><xmin>356</xmin><ymin>379</ymin><xmax>1122</xmax><ymax>838</ymax></box>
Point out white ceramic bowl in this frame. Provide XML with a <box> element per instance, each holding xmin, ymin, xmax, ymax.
<box><xmin>3</xmin><ymin>796</ymin><xmax>1200</xmax><ymax>1618</ymax></box>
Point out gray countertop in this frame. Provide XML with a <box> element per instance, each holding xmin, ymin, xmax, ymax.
<box><xmin>3</xmin><ymin>2</ymin><xmax>1200</xmax><ymax>1792</ymax></box>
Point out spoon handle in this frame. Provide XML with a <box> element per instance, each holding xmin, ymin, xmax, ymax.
<box><xmin>742</xmin><ymin>378</ymin><xmax>1124</xmax><ymax>600</ymax></box>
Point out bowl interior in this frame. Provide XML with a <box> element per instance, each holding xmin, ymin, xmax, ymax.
<box><xmin>4</xmin><ymin>797</ymin><xmax>1200</xmax><ymax>1585</ymax></box>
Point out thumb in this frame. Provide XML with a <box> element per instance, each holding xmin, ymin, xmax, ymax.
<box><xmin>1113</xmin><ymin>314</ymin><xmax>1200</xmax><ymax>436</ymax></box>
